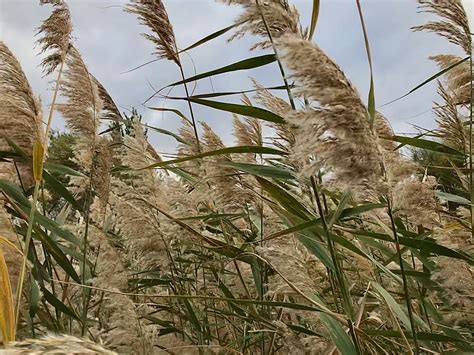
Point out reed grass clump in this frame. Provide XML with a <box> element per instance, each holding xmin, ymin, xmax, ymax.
<box><xmin>0</xmin><ymin>0</ymin><xmax>473</xmax><ymax>353</ymax></box>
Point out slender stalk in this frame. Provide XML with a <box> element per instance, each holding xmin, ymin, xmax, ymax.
<box><xmin>178</xmin><ymin>64</ymin><xmax>202</xmax><ymax>154</ymax></box>
<box><xmin>80</xmin><ymin>177</ymin><xmax>94</xmax><ymax>336</ymax></box>
<box><xmin>469</xmin><ymin>52</ymin><xmax>473</xmax><ymax>242</ymax></box>
<box><xmin>310</xmin><ymin>177</ymin><xmax>362</xmax><ymax>354</ymax></box>
<box><xmin>386</xmin><ymin>198</ymin><xmax>419</xmax><ymax>354</ymax></box>
<box><xmin>256</xmin><ymin>0</ymin><xmax>295</xmax><ymax>110</ymax></box>
<box><xmin>14</xmin><ymin>183</ymin><xmax>40</xmax><ymax>328</ymax></box>
<box><xmin>14</xmin><ymin>60</ymin><xmax>65</xmax><ymax>332</ymax></box>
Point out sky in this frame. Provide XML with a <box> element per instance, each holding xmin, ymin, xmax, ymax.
<box><xmin>1</xmin><ymin>0</ymin><xmax>472</xmax><ymax>155</ymax></box>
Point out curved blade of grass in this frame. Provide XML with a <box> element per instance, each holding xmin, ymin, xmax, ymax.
<box><xmin>380</xmin><ymin>56</ymin><xmax>469</xmax><ymax>107</ymax></box>
<box><xmin>41</xmin><ymin>287</ymin><xmax>80</xmax><ymax>321</ymax></box>
<box><xmin>44</xmin><ymin>162</ymin><xmax>85</xmax><ymax>177</ymax></box>
<box><xmin>435</xmin><ymin>191</ymin><xmax>471</xmax><ymax>205</ymax></box>
<box><xmin>43</xmin><ymin>171</ymin><xmax>83</xmax><ymax>212</ymax></box>
<box><xmin>143</xmin><ymin>124</ymin><xmax>187</xmax><ymax>145</ymax></box>
<box><xmin>328</xmin><ymin>190</ymin><xmax>351</xmax><ymax>228</ymax></box>
<box><xmin>373</xmin><ymin>282</ymin><xmax>413</xmax><ymax>331</ymax></box>
<box><xmin>179</xmin><ymin>21</ymin><xmax>245</xmax><ymax>53</ymax></box>
<box><xmin>385</xmin><ymin>136</ymin><xmax>465</xmax><ymax>156</ymax></box>
<box><xmin>147</xmin><ymin>107</ymin><xmax>191</xmax><ymax>124</ymax></box>
<box><xmin>223</xmin><ymin>162</ymin><xmax>294</xmax><ymax>180</ymax></box>
<box><xmin>0</xmin><ymin>246</ymin><xmax>15</xmax><ymax>343</ymax></box>
<box><xmin>33</xmin><ymin>228</ymin><xmax>81</xmax><ymax>283</ymax></box>
<box><xmin>364</xmin><ymin>329</ymin><xmax>469</xmax><ymax>343</ymax></box>
<box><xmin>167</xmin><ymin>54</ymin><xmax>276</xmax><ymax>87</ymax></box>
<box><xmin>28</xmin><ymin>276</ymin><xmax>41</xmax><ymax>320</ymax></box>
<box><xmin>174</xmin><ymin>97</ymin><xmax>285</xmax><ymax>124</ymax></box>
<box><xmin>257</xmin><ymin>177</ymin><xmax>313</xmax><ymax>220</ymax></box>
<box><xmin>308</xmin><ymin>0</ymin><xmax>320</xmax><ymax>40</ymax></box>
<box><xmin>356</xmin><ymin>0</ymin><xmax>375</xmax><ymax>128</ymax></box>
<box><xmin>140</xmin><ymin>146</ymin><xmax>286</xmax><ymax>170</ymax></box>
<box><xmin>178</xmin><ymin>85</ymin><xmax>291</xmax><ymax>99</ymax></box>
<box><xmin>320</xmin><ymin>313</ymin><xmax>357</xmax><ymax>355</ymax></box>
<box><xmin>348</xmin><ymin>228</ymin><xmax>472</xmax><ymax>262</ymax></box>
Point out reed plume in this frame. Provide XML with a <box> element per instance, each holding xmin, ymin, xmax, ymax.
<box><xmin>201</xmin><ymin>122</ymin><xmax>253</xmax><ymax>211</ymax></box>
<box><xmin>412</xmin><ymin>0</ymin><xmax>471</xmax><ymax>55</ymax></box>
<box><xmin>110</xmin><ymin>122</ymin><xmax>169</xmax><ymax>270</ymax></box>
<box><xmin>0</xmin><ymin>205</ymin><xmax>21</xmax><ymax>308</ymax></box>
<box><xmin>125</xmin><ymin>0</ymin><xmax>179</xmax><ymax>65</ymax></box>
<box><xmin>37</xmin><ymin>0</ymin><xmax>72</xmax><ymax>75</ymax></box>
<box><xmin>252</xmin><ymin>79</ymin><xmax>294</xmax><ymax>153</ymax></box>
<box><xmin>177</xmin><ymin>119</ymin><xmax>202</xmax><ymax>178</ymax></box>
<box><xmin>434</xmin><ymin>81</ymin><xmax>467</xmax><ymax>152</ymax></box>
<box><xmin>220</xmin><ymin>0</ymin><xmax>302</xmax><ymax>50</ymax></box>
<box><xmin>58</xmin><ymin>46</ymin><xmax>111</xmax><ymax>211</ymax></box>
<box><xmin>3</xmin><ymin>334</ymin><xmax>116</xmax><ymax>354</ymax></box>
<box><xmin>0</xmin><ymin>41</ymin><xmax>42</xmax><ymax>187</ymax></box>
<box><xmin>73</xmin><ymin>222</ymin><xmax>146</xmax><ymax>353</ymax></box>
<box><xmin>275</xmin><ymin>34</ymin><xmax>383</xmax><ymax>188</ymax></box>
<box><xmin>431</xmin><ymin>54</ymin><xmax>472</xmax><ymax>105</ymax></box>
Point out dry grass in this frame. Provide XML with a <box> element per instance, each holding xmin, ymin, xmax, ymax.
<box><xmin>0</xmin><ymin>0</ymin><xmax>473</xmax><ymax>354</ymax></box>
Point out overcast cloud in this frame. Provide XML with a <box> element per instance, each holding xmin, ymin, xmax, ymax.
<box><xmin>1</xmin><ymin>0</ymin><xmax>472</xmax><ymax>154</ymax></box>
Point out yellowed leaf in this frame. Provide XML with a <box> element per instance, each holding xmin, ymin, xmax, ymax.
<box><xmin>0</xmin><ymin>245</ymin><xmax>15</xmax><ymax>343</ymax></box>
<box><xmin>33</xmin><ymin>139</ymin><xmax>45</xmax><ymax>183</ymax></box>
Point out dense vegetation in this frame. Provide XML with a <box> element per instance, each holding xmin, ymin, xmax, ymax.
<box><xmin>0</xmin><ymin>0</ymin><xmax>472</xmax><ymax>353</ymax></box>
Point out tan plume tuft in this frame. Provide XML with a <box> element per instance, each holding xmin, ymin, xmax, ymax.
<box><xmin>430</xmin><ymin>54</ymin><xmax>472</xmax><ymax>105</ymax></box>
<box><xmin>412</xmin><ymin>0</ymin><xmax>471</xmax><ymax>54</ymax></box>
<box><xmin>125</xmin><ymin>0</ymin><xmax>180</xmax><ymax>64</ymax></box>
<box><xmin>201</xmin><ymin>122</ymin><xmax>255</xmax><ymax>210</ymax></box>
<box><xmin>91</xmin><ymin>75</ymin><xmax>123</xmax><ymax>123</ymax></box>
<box><xmin>37</xmin><ymin>0</ymin><xmax>72</xmax><ymax>74</ymax></box>
<box><xmin>0</xmin><ymin>203</ymin><xmax>21</xmax><ymax>307</ymax></box>
<box><xmin>220</xmin><ymin>0</ymin><xmax>302</xmax><ymax>50</ymax></box>
<box><xmin>177</xmin><ymin>119</ymin><xmax>201</xmax><ymax>177</ymax></box>
<box><xmin>58</xmin><ymin>46</ymin><xmax>102</xmax><ymax>142</ymax></box>
<box><xmin>0</xmin><ymin>41</ymin><xmax>42</xmax><ymax>187</ymax></box>
<box><xmin>251</xmin><ymin>78</ymin><xmax>294</xmax><ymax>152</ymax></box>
<box><xmin>275</xmin><ymin>34</ymin><xmax>383</xmax><ymax>188</ymax></box>
<box><xmin>3</xmin><ymin>334</ymin><xmax>116</xmax><ymax>354</ymax></box>
<box><xmin>58</xmin><ymin>46</ymin><xmax>113</xmax><ymax>213</ymax></box>
<box><xmin>233</xmin><ymin>115</ymin><xmax>262</xmax><ymax>148</ymax></box>
<box><xmin>434</xmin><ymin>81</ymin><xmax>467</xmax><ymax>152</ymax></box>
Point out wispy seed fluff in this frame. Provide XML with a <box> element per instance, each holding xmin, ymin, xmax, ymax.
<box><xmin>220</xmin><ymin>0</ymin><xmax>302</xmax><ymax>50</ymax></box>
<box><xmin>81</xmin><ymin>223</ymin><xmax>146</xmax><ymax>354</ymax></box>
<box><xmin>110</xmin><ymin>123</ymin><xmax>169</xmax><ymax>270</ymax></box>
<box><xmin>37</xmin><ymin>0</ymin><xmax>72</xmax><ymax>74</ymax></box>
<box><xmin>275</xmin><ymin>34</ymin><xmax>383</xmax><ymax>188</ymax></box>
<box><xmin>412</xmin><ymin>0</ymin><xmax>471</xmax><ymax>55</ymax></box>
<box><xmin>58</xmin><ymin>47</ymin><xmax>111</xmax><ymax>211</ymax></box>
<box><xmin>3</xmin><ymin>334</ymin><xmax>116</xmax><ymax>354</ymax></box>
<box><xmin>125</xmin><ymin>0</ymin><xmax>180</xmax><ymax>65</ymax></box>
<box><xmin>430</xmin><ymin>54</ymin><xmax>472</xmax><ymax>106</ymax></box>
<box><xmin>434</xmin><ymin>81</ymin><xmax>467</xmax><ymax>152</ymax></box>
<box><xmin>201</xmin><ymin>122</ymin><xmax>256</xmax><ymax>211</ymax></box>
<box><xmin>0</xmin><ymin>41</ymin><xmax>42</xmax><ymax>187</ymax></box>
<box><xmin>0</xmin><ymin>203</ymin><xmax>21</xmax><ymax>306</ymax></box>
<box><xmin>252</xmin><ymin>79</ymin><xmax>294</xmax><ymax>153</ymax></box>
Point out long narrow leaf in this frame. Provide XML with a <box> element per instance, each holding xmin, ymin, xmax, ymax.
<box><xmin>168</xmin><ymin>54</ymin><xmax>276</xmax><ymax>87</ymax></box>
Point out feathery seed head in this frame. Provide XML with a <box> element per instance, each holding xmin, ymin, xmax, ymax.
<box><xmin>37</xmin><ymin>0</ymin><xmax>72</xmax><ymax>74</ymax></box>
<box><xmin>3</xmin><ymin>334</ymin><xmax>116</xmax><ymax>354</ymax></box>
<box><xmin>220</xmin><ymin>0</ymin><xmax>302</xmax><ymax>50</ymax></box>
<box><xmin>275</xmin><ymin>34</ymin><xmax>383</xmax><ymax>188</ymax></box>
<box><xmin>59</xmin><ymin>46</ymin><xmax>102</xmax><ymax>143</ymax></box>
<box><xmin>0</xmin><ymin>42</ymin><xmax>42</xmax><ymax>187</ymax></box>
<box><xmin>430</xmin><ymin>54</ymin><xmax>472</xmax><ymax>105</ymax></box>
<box><xmin>412</xmin><ymin>0</ymin><xmax>471</xmax><ymax>54</ymax></box>
<box><xmin>125</xmin><ymin>0</ymin><xmax>180</xmax><ymax>64</ymax></box>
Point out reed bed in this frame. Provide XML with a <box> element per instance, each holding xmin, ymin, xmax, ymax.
<box><xmin>0</xmin><ymin>0</ymin><xmax>472</xmax><ymax>354</ymax></box>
